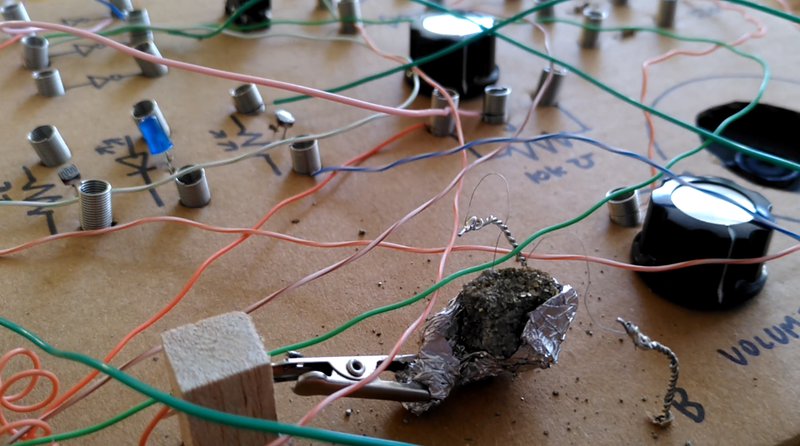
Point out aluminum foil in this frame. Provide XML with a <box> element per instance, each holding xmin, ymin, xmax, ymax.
<box><xmin>398</xmin><ymin>282</ymin><xmax>578</xmax><ymax>414</ymax></box>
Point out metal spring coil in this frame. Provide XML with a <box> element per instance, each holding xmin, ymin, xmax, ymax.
<box><xmin>79</xmin><ymin>180</ymin><xmax>113</xmax><ymax>230</ymax></box>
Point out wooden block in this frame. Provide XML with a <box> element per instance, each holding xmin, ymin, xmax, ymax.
<box><xmin>161</xmin><ymin>311</ymin><xmax>278</xmax><ymax>446</ymax></box>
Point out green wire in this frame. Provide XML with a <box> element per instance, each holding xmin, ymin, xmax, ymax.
<box><xmin>723</xmin><ymin>0</ymin><xmax>800</xmax><ymax>23</ymax></box>
<box><xmin>271</xmin><ymin>15</ymin><xmax>772</xmax><ymax>355</ymax></box>
<box><xmin>14</xmin><ymin>399</ymin><xmax>157</xmax><ymax>446</ymax></box>
<box><xmin>0</xmin><ymin>320</ymin><xmax>411</xmax><ymax>446</ymax></box>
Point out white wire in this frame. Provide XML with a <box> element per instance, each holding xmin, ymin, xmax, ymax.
<box><xmin>0</xmin><ymin>68</ymin><xmax>420</xmax><ymax>208</ymax></box>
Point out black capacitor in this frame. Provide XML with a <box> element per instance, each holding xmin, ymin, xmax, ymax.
<box><xmin>631</xmin><ymin>176</ymin><xmax>774</xmax><ymax>310</ymax></box>
<box><xmin>225</xmin><ymin>0</ymin><xmax>271</xmax><ymax>29</ymax></box>
<box><xmin>407</xmin><ymin>12</ymin><xmax>499</xmax><ymax>99</ymax></box>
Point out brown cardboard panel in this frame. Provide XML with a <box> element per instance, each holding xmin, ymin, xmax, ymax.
<box><xmin>0</xmin><ymin>1</ymin><xmax>799</xmax><ymax>445</ymax></box>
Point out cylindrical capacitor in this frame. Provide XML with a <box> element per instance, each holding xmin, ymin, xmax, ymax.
<box><xmin>132</xmin><ymin>99</ymin><xmax>171</xmax><ymax>136</ymax></box>
<box><xmin>110</xmin><ymin>0</ymin><xmax>133</xmax><ymax>16</ymax></box>
<box><xmin>532</xmin><ymin>65</ymin><xmax>567</xmax><ymax>107</ymax></box>
<box><xmin>579</xmin><ymin>7</ymin><xmax>607</xmax><ymax>49</ymax></box>
<box><xmin>535</xmin><ymin>0</ymin><xmax>554</xmax><ymax>20</ymax></box>
<box><xmin>175</xmin><ymin>166</ymin><xmax>211</xmax><ymax>208</ymax></box>
<box><xmin>482</xmin><ymin>85</ymin><xmax>511</xmax><ymax>125</ymax></box>
<box><xmin>1</xmin><ymin>3</ymin><xmax>30</xmax><ymax>21</ymax></box>
<box><xmin>128</xmin><ymin>9</ymin><xmax>153</xmax><ymax>46</ymax></box>
<box><xmin>656</xmin><ymin>0</ymin><xmax>678</xmax><ymax>28</ymax></box>
<box><xmin>606</xmin><ymin>187</ymin><xmax>642</xmax><ymax>227</ymax></box>
<box><xmin>22</xmin><ymin>35</ymin><xmax>49</xmax><ymax>70</ymax></box>
<box><xmin>33</xmin><ymin>69</ymin><xmax>65</xmax><ymax>97</ymax></box>
<box><xmin>133</xmin><ymin>41</ymin><xmax>168</xmax><ymax>78</ymax></box>
<box><xmin>338</xmin><ymin>0</ymin><xmax>362</xmax><ymax>35</ymax></box>
<box><xmin>428</xmin><ymin>88</ymin><xmax>459</xmax><ymax>137</ymax></box>
<box><xmin>290</xmin><ymin>138</ymin><xmax>322</xmax><ymax>175</ymax></box>
<box><xmin>231</xmin><ymin>83</ymin><xmax>265</xmax><ymax>114</ymax></box>
<box><xmin>28</xmin><ymin>125</ymin><xmax>72</xmax><ymax>167</ymax></box>
<box><xmin>79</xmin><ymin>180</ymin><xmax>113</xmax><ymax>230</ymax></box>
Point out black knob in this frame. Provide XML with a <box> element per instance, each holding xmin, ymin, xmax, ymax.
<box><xmin>225</xmin><ymin>0</ymin><xmax>271</xmax><ymax>29</ymax></box>
<box><xmin>408</xmin><ymin>12</ymin><xmax>499</xmax><ymax>99</ymax></box>
<box><xmin>631</xmin><ymin>176</ymin><xmax>774</xmax><ymax>309</ymax></box>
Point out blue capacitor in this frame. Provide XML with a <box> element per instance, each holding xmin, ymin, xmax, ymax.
<box><xmin>138</xmin><ymin>115</ymin><xmax>173</xmax><ymax>155</ymax></box>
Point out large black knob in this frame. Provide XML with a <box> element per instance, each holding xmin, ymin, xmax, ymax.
<box><xmin>408</xmin><ymin>12</ymin><xmax>499</xmax><ymax>99</ymax></box>
<box><xmin>631</xmin><ymin>176</ymin><xmax>774</xmax><ymax>309</ymax></box>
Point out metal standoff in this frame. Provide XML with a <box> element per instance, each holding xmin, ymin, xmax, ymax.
<box><xmin>33</xmin><ymin>69</ymin><xmax>65</xmax><ymax>97</ymax></box>
<box><xmin>535</xmin><ymin>0</ymin><xmax>554</xmax><ymax>20</ymax></box>
<box><xmin>532</xmin><ymin>65</ymin><xmax>567</xmax><ymax>107</ymax></box>
<box><xmin>128</xmin><ymin>9</ymin><xmax>153</xmax><ymax>46</ymax></box>
<box><xmin>612</xmin><ymin>0</ymin><xmax>629</xmax><ymax>6</ymax></box>
<box><xmin>132</xmin><ymin>99</ymin><xmax>171</xmax><ymax>137</ymax></box>
<box><xmin>231</xmin><ymin>83</ymin><xmax>265</xmax><ymax>114</ymax></box>
<box><xmin>134</xmin><ymin>40</ymin><xmax>169</xmax><ymax>78</ymax></box>
<box><xmin>290</xmin><ymin>138</ymin><xmax>322</xmax><ymax>175</ymax></box>
<box><xmin>656</xmin><ymin>0</ymin><xmax>678</xmax><ymax>28</ymax></box>
<box><xmin>28</xmin><ymin>125</ymin><xmax>72</xmax><ymax>167</ymax></box>
<box><xmin>579</xmin><ymin>6</ymin><xmax>607</xmax><ymax>49</ymax></box>
<box><xmin>1</xmin><ymin>3</ymin><xmax>30</xmax><ymax>21</ymax></box>
<box><xmin>79</xmin><ymin>180</ymin><xmax>113</xmax><ymax>230</ymax></box>
<box><xmin>110</xmin><ymin>0</ymin><xmax>134</xmax><ymax>16</ymax></box>
<box><xmin>428</xmin><ymin>88</ymin><xmax>459</xmax><ymax>137</ymax></box>
<box><xmin>482</xmin><ymin>85</ymin><xmax>511</xmax><ymax>125</ymax></box>
<box><xmin>22</xmin><ymin>35</ymin><xmax>49</xmax><ymax>70</ymax></box>
<box><xmin>175</xmin><ymin>166</ymin><xmax>212</xmax><ymax>208</ymax></box>
<box><xmin>606</xmin><ymin>187</ymin><xmax>642</xmax><ymax>227</ymax></box>
<box><xmin>338</xmin><ymin>0</ymin><xmax>362</xmax><ymax>35</ymax></box>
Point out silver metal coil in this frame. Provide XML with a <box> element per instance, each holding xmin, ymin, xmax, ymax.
<box><xmin>22</xmin><ymin>35</ymin><xmax>49</xmax><ymax>70</ymax></box>
<box><xmin>132</xmin><ymin>99</ymin><xmax>171</xmax><ymax>136</ymax></box>
<box><xmin>482</xmin><ymin>85</ymin><xmax>511</xmax><ymax>125</ymax></box>
<box><xmin>231</xmin><ymin>83</ymin><xmax>265</xmax><ymax>114</ymax></box>
<box><xmin>579</xmin><ymin>7</ymin><xmax>607</xmax><ymax>49</ymax></box>
<box><xmin>1</xmin><ymin>3</ymin><xmax>30</xmax><ymax>21</ymax></box>
<box><xmin>175</xmin><ymin>166</ymin><xmax>212</xmax><ymax>208</ymax></box>
<box><xmin>532</xmin><ymin>65</ymin><xmax>568</xmax><ymax>107</ymax></box>
<box><xmin>79</xmin><ymin>180</ymin><xmax>113</xmax><ymax>230</ymax></box>
<box><xmin>28</xmin><ymin>125</ymin><xmax>72</xmax><ymax>167</ymax></box>
<box><xmin>535</xmin><ymin>0</ymin><xmax>554</xmax><ymax>19</ymax></box>
<box><xmin>33</xmin><ymin>69</ymin><xmax>65</xmax><ymax>97</ymax></box>
<box><xmin>606</xmin><ymin>187</ymin><xmax>642</xmax><ymax>227</ymax></box>
<box><xmin>290</xmin><ymin>138</ymin><xmax>322</xmax><ymax>175</ymax></box>
<box><xmin>128</xmin><ymin>9</ymin><xmax>153</xmax><ymax>46</ymax></box>
<box><xmin>338</xmin><ymin>0</ymin><xmax>362</xmax><ymax>35</ymax></box>
<box><xmin>656</xmin><ymin>0</ymin><xmax>678</xmax><ymax>28</ymax></box>
<box><xmin>134</xmin><ymin>40</ymin><xmax>168</xmax><ymax>78</ymax></box>
<box><xmin>428</xmin><ymin>88</ymin><xmax>459</xmax><ymax>137</ymax></box>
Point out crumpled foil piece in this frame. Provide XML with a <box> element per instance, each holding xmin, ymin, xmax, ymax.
<box><xmin>399</xmin><ymin>283</ymin><xmax>578</xmax><ymax>414</ymax></box>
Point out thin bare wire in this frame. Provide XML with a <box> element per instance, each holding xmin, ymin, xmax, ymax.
<box><xmin>617</xmin><ymin>318</ymin><xmax>679</xmax><ymax>427</ymax></box>
<box><xmin>462</xmin><ymin>173</ymin><xmax>511</xmax><ymax>270</ymax></box>
<box><xmin>459</xmin><ymin>215</ymin><xmax>526</xmax><ymax>267</ymax></box>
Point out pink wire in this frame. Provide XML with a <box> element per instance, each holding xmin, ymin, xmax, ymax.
<box><xmin>0</xmin><ymin>20</ymin><xmax>455</xmax><ymax>119</ymax></box>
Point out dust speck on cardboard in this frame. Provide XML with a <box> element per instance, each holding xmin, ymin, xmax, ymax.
<box><xmin>452</xmin><ymin>268</ymin><xmax>560</xmax><ymax>358</ymax></box>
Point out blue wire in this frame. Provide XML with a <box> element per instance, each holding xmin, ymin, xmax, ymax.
<box><xmin>313</xmin><ymin>133</ymin><xmax>800</xmax><ymax>242</ymax></box>
<box><xmin>95</xmin><ymin>0</ymin><xmax>126</xmax><ymax>19</ymax></box>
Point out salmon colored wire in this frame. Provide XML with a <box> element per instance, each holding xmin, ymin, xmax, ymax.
<box><xmin>0</xmin><ymin>34</ymin><xmax>22</xmax><ymax>51</ymax></box>
<box><xmin>137</xmin><ymin>405</ymin><xmax>170</xmax><ymax>446</ymax></box>
<box><xmin>0</xmin><ymin>348</ymin><xmax>59</xmax><ymax>443</ymax></box>
<box><xmin>22</xmin><ymin>122</ymin><xmax>423</xmax><ymax>445</ymax></box>
<box><xmin>642</xmin><ymin>0</ymin><xmax>767</xmax><ymax>178</ymax></box>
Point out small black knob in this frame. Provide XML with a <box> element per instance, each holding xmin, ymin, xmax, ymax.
<box><xmin>408</xmin><ymin>12</ymin><xmax>499</xmax><ymax>99</ymax></box>
<box><xmin>631</xmin><ymin>176</ymin><xmax>774</xmax><ymax>309</ymax></box>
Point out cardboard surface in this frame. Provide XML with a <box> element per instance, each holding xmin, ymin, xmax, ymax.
<box><xmin>1</xmin><ymin>1</ymin><xmax>799</xmax><ymax>445</ymax></box>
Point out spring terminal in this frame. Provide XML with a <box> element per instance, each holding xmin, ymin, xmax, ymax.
<box><xmin>428</xmin><ymin>88</ymin><xmax>459</xmax><ymax>137</ymax></box>
<box><xmin>482</xmin><ymin>85</ymin><xmax>511</xmax><ymax>125</ymax></box>
<box><xmin>28</xmin><ymin>125</ymin><xmax>72</xmax><ymax>167</ymax></box>
<box><xmin>338</xmin><ymin>0</ymin><xmax>362</xmax><ymax>35</ymax></box>
<box><xmin>231</xmin><ymin>83</ymin><xmax>266</xmax><ymax>115</ymax></box>
<box><xmin>579</xmin><ymin>6</ymin><xmax>607</xmax><ymax>49</ymax></box>
<box><xmin>134</xmin><ymin>41</ymin><xmax>169</xmax><ymax>78</ymax></box>
<box><xmin>532</xmin><ymin>65</ymin><xmax>567</xmax><ymax>107</ymax></box>
<box><xmin>176</xmin><ymin>166</ymin><xmax>212</xmax><ymax>208</ymax></box>
<box><xmin>1</xmin><ymin>3</ymin><xmax>30</xmax><ymax>21</ymax></box>
<box><xmin>33</xmin><ymin>69</ymin><xmax>65</xmax><ymax>97</ymax></box>
<box><xmin>606</xmin><ymin>187</ymin><xmax>642</xmax><ymax>227</ymax></box>
<box><xmin>656</xmin><ymin>0</ymin><xmax>678</xmax><ymax>28</ymax></box>
<box><xmin>79</xmin><ymin>180</ymin><xmax>113</xmax><ymax>230</ymax></box>
<box><xmin>290</xmin><ymin>138</ymin><xmax>322</xmax><ymax>175</ymax></box>
<box><xmin>22</xmin><ymin>36</ymin><xmax>49</xmax><ymax>71</ymax></box>
<box><xmin>535</xmin><ymin>0</ymin><xmax>554</xmax><ymax>20</ymax></box>
<box><xmin>128</xmin><ymin>9</ymin><xmax>153</xmax><ymax>46</ymax></box>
